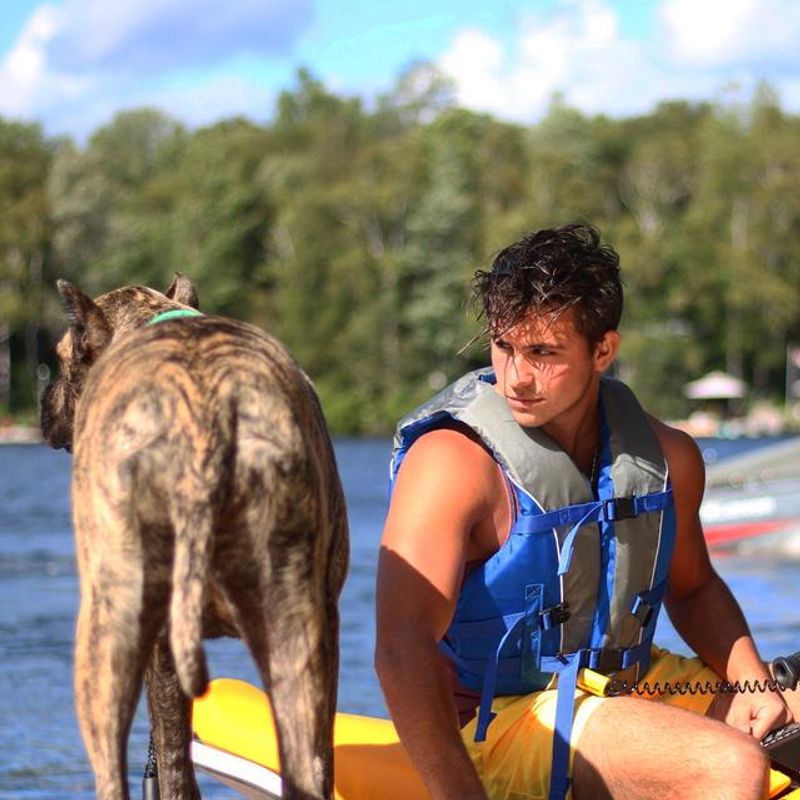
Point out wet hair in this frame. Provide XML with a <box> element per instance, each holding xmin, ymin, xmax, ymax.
<box><xmin>471</xmin><ymin>223</ymin><xmax>623</xmax><ymax>345</ymax></box>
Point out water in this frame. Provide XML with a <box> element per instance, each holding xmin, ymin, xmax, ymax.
<box><xmin>1</xmin><ymin>438</ymin><xmax>800</xmax><ymax>798</ymax></box>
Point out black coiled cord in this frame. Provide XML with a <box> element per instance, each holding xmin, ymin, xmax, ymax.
<box><xmin>608</xmin><ymin>676</ymin><xmax>789</xmax><ymax>697</ymax></box>
<box><xmin>608</xmin><ymin>650</ymin><xmax>800</xmax><ymax>698</ymax></box>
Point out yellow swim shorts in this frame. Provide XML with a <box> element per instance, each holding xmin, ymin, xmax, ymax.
<box><xmin>459</xmin><ymin>646</ymin><xmax>720</xmax><ymax>800</ymax></box>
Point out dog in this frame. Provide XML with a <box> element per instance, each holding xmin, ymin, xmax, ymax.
<box><xmin>41</xmin><ymin>275</ymin><xmax>349</xmax><ymax>800</ymax></box>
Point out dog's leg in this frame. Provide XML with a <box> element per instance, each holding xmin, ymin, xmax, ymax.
<box><xmin>74</xmin><ymin>564</ymin><xmax>147</xmax><ymax>800</ymax></box>
<box><xmin>144</xmin><ymin>631</ymin><xmax>201</xmax><ymax>800</ymax></box>
<box><xmin>224</xmin><ymin>559</ymin><xmax>337</xmax><ymax>800</ymax></box>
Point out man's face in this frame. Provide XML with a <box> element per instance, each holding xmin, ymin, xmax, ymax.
<box><xmin>490</xmin><ymin>307</ymin><xmax>618</xmax><ymax>430</ymax></box>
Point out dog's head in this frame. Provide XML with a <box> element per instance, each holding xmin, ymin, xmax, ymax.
<box><xmin>40</xmin><ymin>274</ymin><xmax>199</xmax><ymax>452</ymax></box>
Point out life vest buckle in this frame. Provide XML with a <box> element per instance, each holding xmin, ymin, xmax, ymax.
<box><xmin>631</xmin><ymin>595</ymin><xmax>655</xmax><ymax>628</ymax></box>
<box><xmin>604</xmin><ymin>496</ymin><xmax>637</xmax><ymax>521</ymax></box>
<box><xmin>539</xmin><ymin>602</ymin><xmax>571</xmax><ymax>630</ymax></box>
<box><xmin>590</xmin><ymin>648</ymin><xmax>625</xmax><ymax>673</ymax></box>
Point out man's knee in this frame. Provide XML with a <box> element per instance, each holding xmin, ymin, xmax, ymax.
<box><xmin>702</xmin><ymin>729</ymin><xmax>769</xmax><ymax>800</ymax></box>
<box><xmin>572</xmin><ymin>698</ymin><xmax>770</xmax><ymax>800</ymax></box>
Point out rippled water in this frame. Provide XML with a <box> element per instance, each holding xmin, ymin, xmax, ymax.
<box><xmin>1</xmin><ymin>439</ymin><xmax>799</xmax><ymax>798</ymax></box>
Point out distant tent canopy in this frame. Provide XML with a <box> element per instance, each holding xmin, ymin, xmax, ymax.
<box><xmin>684</xmin><ymin>371</ymin><xmax>747</xmax><ymax>400</ymax></box>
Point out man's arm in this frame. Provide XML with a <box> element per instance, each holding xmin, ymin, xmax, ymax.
<box><xmin>652</xmin><ymin>417</ymin><xmax>790</xmax><ymax>738</ymax></box>
<box><xmin>376</xmin><ymin>428</ymin><xmax>502</xmax><ymax>800</ymax></box>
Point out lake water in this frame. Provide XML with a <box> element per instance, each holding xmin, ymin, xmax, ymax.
<box><xmin>2</xmin><ymin>438</ymin><xmax>800</xmax><ymax>798</ymax></box>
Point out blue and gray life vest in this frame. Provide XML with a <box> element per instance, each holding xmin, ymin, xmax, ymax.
<box><xmin>390</xmin><ymin>368</ymin><xmax>676</xmax><ymax>800</ymax></box>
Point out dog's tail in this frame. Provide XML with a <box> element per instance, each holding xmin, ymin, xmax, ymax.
<box><xmin>168</xmin><ymin>500</ymin><xmax>213</xmax><ymax>697</ymax></box>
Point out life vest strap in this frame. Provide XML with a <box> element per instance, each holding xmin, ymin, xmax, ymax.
<box><xmin>550</xmin><ymin>654</ymin><xmax>581</xmax><ymax>800</ymax></box>
<box><xmin>548</xmin><ymin>641</ymin><xmax>652</xmax><ymax>800</ymax></box>
<box><xmin>514</xmin><ymin>489</ymin><xmax>673</xmax><ymax>536</ymax></box>
<box><xmin>631</xmin><ymin>580</ymin><xmax>668</xmax><ymax>628</ymax></box>
<box><xmin>473</xmin><ymin>615</ymin><xmax>528</xmax><ymax>742</ymax></box>
<box><xmin>542</xmin><ymin>490</ymin><xmax>672</xmax><ymax>577</ymax></box>
<box><xmin>472</xmin><ymin>639</ymin><xmax>652</xmax><ymax>743</ymax></box>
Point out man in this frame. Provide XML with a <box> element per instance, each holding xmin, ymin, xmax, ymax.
<box><xmin>375</xmin><ymin>224</ymin><xmax>790</xmax><ymax>800</ymax></box>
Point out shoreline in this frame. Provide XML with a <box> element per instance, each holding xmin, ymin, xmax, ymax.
<box><xmin>0</xmin><ymin>425</ymin><xmax>43</xmax><ymax>445</ymax></box>
<box><xmin>1</xmin><ymin>422</ymin><xmax>796</xmax><ymax>447</ymax></box>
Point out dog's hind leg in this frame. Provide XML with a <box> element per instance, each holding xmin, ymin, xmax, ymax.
<box><xmin>144</xmin><ymin>630</ymin><xmax>202</xmax><ymax>800</ymax></box>
<box><xmin>73</xmin><ymin>555</ymin><xmax>149</xmax><ymax>800</ymax></box>
<box><xmin>224</xmin><ymin>548</ymin><xmax>338</xmax><ymax>800</ymax></box>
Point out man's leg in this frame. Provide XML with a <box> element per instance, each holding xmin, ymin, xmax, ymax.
<box><xmin>572</xmin><ymin>695</ymin><xmax>769</xmax><ymax>800</ymax></box>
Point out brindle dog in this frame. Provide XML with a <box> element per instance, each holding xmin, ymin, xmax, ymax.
<box><xmin>41</xmin><ymin>275</ymin><xmax>349</xmax><ymax>800</ymax></box>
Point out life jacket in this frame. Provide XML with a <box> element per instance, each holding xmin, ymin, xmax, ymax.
<box><xmin>390</xmin><ymin>368</ymin><xmax>676</xmax><ymax>800</ymax></box>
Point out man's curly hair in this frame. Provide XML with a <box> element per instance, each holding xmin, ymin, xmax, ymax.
<box><xmin>471</xmin><ymin>223</ymin><xmax>623</xmax><ymax>345</ymax></box>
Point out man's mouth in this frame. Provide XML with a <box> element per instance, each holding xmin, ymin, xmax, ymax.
<box><xmin>507</xmin><ymin>396</ymin><xmax>543</xmax><ymax>406</ymax></box>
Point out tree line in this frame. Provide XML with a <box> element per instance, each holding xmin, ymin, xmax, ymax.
<box><xmin>2</xmin><ymin>66</ymin><xmax>799</xmax><ymax>433</ymax></box>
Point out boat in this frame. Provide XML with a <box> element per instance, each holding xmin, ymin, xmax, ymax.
<box><xmin>701</xmin><ymin>437</ymin><xmax>800</xmax><ymax>550</ymax></box>
<box><xmin>192</xmin><ymin>677</ymin><xmax>800</xmax><ymax>799</ymax></box>
<box><xmin>191</xmin><ymin>438</ymin><xmax>800</xmax><ymax>797</ymax></box>
<box><xmin>192</xmin><ymin>678</ymin><xmax>426</xmax><ymax>800</ymax></box>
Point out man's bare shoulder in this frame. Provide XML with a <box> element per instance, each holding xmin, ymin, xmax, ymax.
<box><xmin>646</xmin><ymin>413</ymin><xmax>705</xmax><ymax>500</ymax></box>
<box><xmin>398</xmin><ymin>425</ymin><xmax>498</xmax><ymax>480</ymax></box>
<box><xmin>391</xmin><ymin>425</ymin><xmax>501</xmax><ymax>524</ymax></box>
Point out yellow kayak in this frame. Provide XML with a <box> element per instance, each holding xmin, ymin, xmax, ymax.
<box><xmin>191</xmin><ymin>678</ymin><xmax>800</xmax><ymax>800</ymax></box>
<box><xmin>192</xmin><ymin>678</ymin><xmax>426</xmax><ymax>799</ymax></box>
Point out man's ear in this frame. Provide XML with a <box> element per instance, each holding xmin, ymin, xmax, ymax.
<box><xmin>56</xmin><ymin>280</ymin><xmax>112</xmax><ymax>364</ymax></box>
<box><xmin>165</xmin><ymin>273</ymin><xmax>199</xmax><ymax>309</ymax></box>
<box><xmin>593</xmin><ymin>329</ymin><xmax>621</xmax><ymax>373</ymax></box>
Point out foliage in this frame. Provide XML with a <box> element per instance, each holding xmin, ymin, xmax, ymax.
<box><xmin>2</xmin><ymin>70</ymin><xmax>800</xmax><ymax>431</ymax></box>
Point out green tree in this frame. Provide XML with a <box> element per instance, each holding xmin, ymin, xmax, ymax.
<box><xmin>48</xmin><ymin>108</ymin><xmax>186</xmax><ymax>293</ymax></box>
<box><xmin>0</xmin><ymin>119</ymin><xmax>53</xmax><ymax>410</ymax></box>
<box><xmin>168</xmin><ymin>118</ymin><xmax>273</xmax><ymax>317</ymax></box>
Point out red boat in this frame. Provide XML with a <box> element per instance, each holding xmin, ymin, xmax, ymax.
<box><xmin>701</xmin><ymin>438</ymin><xmax>800</xmax><ymax>550</ymax></box>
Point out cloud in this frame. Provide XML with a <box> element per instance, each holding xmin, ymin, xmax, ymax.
<box><xmin>659</xmin><ymin>0</ymin><xmax>800</xmax><ymax>70</ymax></box>
<box><xmin>0</xmin><ymin>0</ymin><xmax>311</xmax><ymax>135</ymax></box>
<box><xmin>46</xmin><ymin>0</ymin><xmax>313</xmax><ymax>74</ymax></box>
<box><xmin>0</xmin><ymin>4</ymin><xmax>87</xmax><ymax>121</ymax></box>
<box><xmin>439</xmin><ymin>0</ymin><xmax>664</xmax><ymax>121</ymax></box>
<box><xmin>437</xmin><ymin>0</ymin><xmax>800</xmax><ymax>124</ymax></box>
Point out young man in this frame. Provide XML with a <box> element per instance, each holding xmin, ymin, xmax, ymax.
<box><xmin>375</xmin><ymin>224</ymin><xmax>790</xmax><ymax>800</ymax></box>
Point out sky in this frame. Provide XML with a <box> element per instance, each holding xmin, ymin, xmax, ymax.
<box><xmin>1</xmin><ymin>0</ymin><xmax>799</xmax><ymax>141</ymax></box>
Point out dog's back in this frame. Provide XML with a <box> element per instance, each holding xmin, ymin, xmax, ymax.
<box><xmin>43</xmin><ymin>277</ymin><xmax>348</xmax><ymax>799</ymax></box>
<box><xmin>72</xmin><ymin>315</ymin><xmax>346</xmax><ymax>699</ymax></box>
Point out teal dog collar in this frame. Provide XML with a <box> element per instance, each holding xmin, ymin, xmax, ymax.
<box><xmin>148</xmin><ymin>308</ymin><xmax>204</xmax><ymax>325</ymax></box>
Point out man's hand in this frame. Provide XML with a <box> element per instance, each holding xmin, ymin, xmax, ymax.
<box><xmin>650</xmin><ymin>418</ymin><xmax>791</xmax><ymax>742</ymax></box>
<box><xmin>727</xmin><ymin>686</ymin><xmax>791</xmax><ymax>740</ymax></box>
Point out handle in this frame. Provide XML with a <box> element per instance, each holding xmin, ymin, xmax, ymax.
<box><xmin>771</xmin><ymin>651</ymin><xmax>800</xmax><ymax>691</ymax></box>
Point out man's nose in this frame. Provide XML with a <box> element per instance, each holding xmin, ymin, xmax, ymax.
<box><xmin>505</xmin><ymin>352</ymin><xmax>535</xmax><ymax>388</ymax></box>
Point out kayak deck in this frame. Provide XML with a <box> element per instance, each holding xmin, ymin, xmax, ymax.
<box><xmin>192</xmin><ymin>677</ymin><xmax>800</xmax><ymax>800</ymax></box>
<box><xmin>192</xmin><ymin>678</ymin><xmax>427</xmax><ymax>800</ymax></box>
<box><xmin>192</xmin><ymin>739</ymin><xmax>282</xmax><ymax>799</ymax></box>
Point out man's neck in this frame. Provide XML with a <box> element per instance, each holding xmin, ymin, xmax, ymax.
<box><xmin>542</xmin><ymin>386</ymin><xmax>601</xmax><ymax>475</ymax></box>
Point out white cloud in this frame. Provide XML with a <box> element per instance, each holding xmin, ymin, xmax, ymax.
<box><xmin>437</xmin><ymin>0</ymin><xmax>800</xmax><ymax>124</ymax></box>
<box><xmin>46</xmin><ymin>0</ymin><xmax>313</xmax><ymax>74</ymax></box>
<box><xmin>4</xmin><ymin>0</ymin><xmax>800</xmax><ymax>138</ymax></box>
<box><xmin>439</xmin><ymin>29</ymin><xmax>507</xmax><ymax>111</ymax></box>
<box><xmin>5</xmin><ymin>4</ymin><xmax>58</xmax><ymax>83</ymax></box>
<box><xmin>0</xmin><ymin>4</ymin><xmax>84</xmax><ymax>119</ymax></box>
<box><xmin>0</xmin><ymin>0</ymin><xmax>311</xmax><ymax>136</ymax></box>
<box><xmin>439</xmin><ymin>0</ymin><xmax>661</xmax><ymax>121</ymax></box>
<box><xmin>659</xmin><ymin>0</ymin><xmax>800</xmax><ymax>69</ymax></box>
